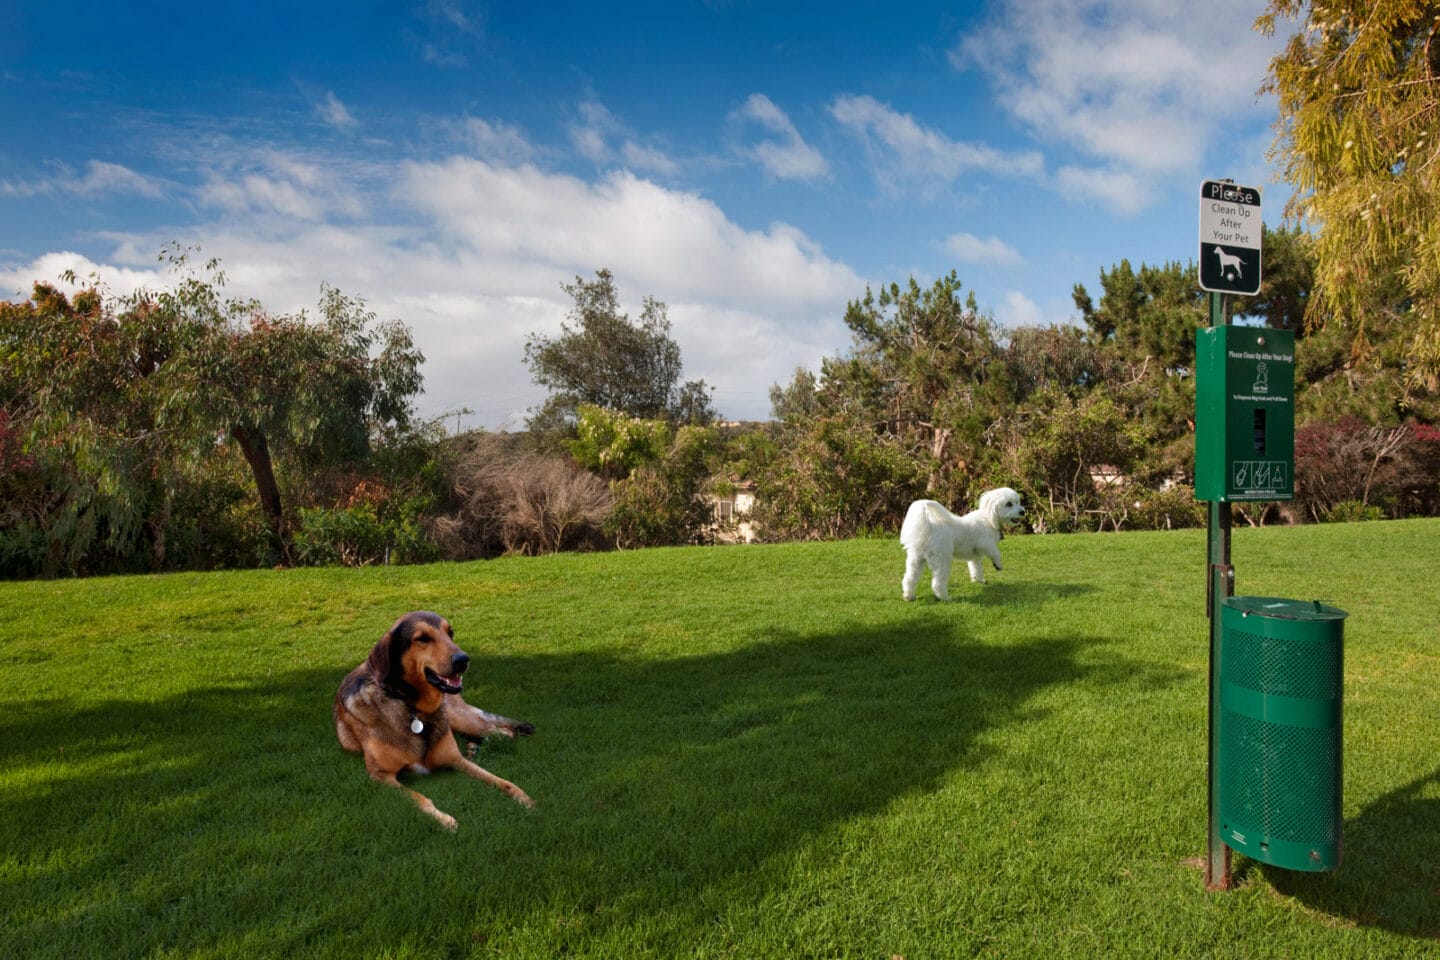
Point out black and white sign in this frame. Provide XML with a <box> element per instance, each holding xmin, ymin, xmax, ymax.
<box><xmin>1199</xmin><ymin>179</ymin><xmax>1262</xmax><ymax>296</ymax></box>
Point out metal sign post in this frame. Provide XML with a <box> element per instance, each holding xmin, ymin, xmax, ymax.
<box><xmin>1196</xmin><ymin>178</ymin><xmax>1336</xmax><ymax>887</ymax></box>
<box><xmin>1204</xmin><ymin>290</ymin><xmax>1234</xmax><ymax>892</ymax></box>
<box><xmin>1196</xmin><ymin>178</ymin><xmax>1262</xmax><ymax>891</ymax></box>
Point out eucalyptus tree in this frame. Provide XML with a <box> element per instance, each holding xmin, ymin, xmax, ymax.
<box><xmin>147</xmin><ymin>257</ymin><xmax>425</xmax><ymax>560</ymax></box>
<box><xmin>0</xmin><ymin>282</ymin><xmax>185</xmax><ymax>572</ymax></box>
<box><xmin>0</xmin><ymin>251</ymin><xmax>425</xmax><ymax>571</ymax></box>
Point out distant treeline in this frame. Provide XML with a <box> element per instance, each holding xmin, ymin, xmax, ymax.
<box><xmin>3</xmin><ymin>237</ymin><xmax>1438</xmax><ymax>578</ymax></box>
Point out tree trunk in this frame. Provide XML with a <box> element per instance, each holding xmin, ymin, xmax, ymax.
<box><xmin>149</xmin><ymin>489</ymin><xmax>172</xmax><ymax>569</ymax></box>
<box><xmin>231</xmin><ymin>423</ymin><xmax>291</xmax><ymax>563</ymax></box>
<box><xmin>927</xmin><ymin>426</ymin><xmax>952</xmax><ymax>492</ymax></box>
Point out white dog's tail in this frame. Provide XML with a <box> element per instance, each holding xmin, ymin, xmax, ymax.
<box><xmin>900</xmin><ymin>499</ymin><xmax>948</xmax><ymax>551</ymax></box>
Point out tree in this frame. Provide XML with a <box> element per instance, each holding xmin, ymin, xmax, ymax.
<box><xmin>605</xmin><ymin>422</ymin><xmax>719</xmax><ymax>548</ymax></box>
<box><xmin>1070</xmin><ymin>258</ymin><xmax>1206</xmax><ymax>470</ymax></box>
<box><xmin>756</xmin><ymin>272</ymin><xmax>1007</xmax><ymax>532</ymax></box>
<box><xmin>1247</xmin><ymin>223</ymin><xmax>1316</xmax><ymax>332</ymax></box>
<box><xmin>752</xmin><ymin>410</ymin><xmax>925</xmax><ymax>540</ymax></box>
<box><xmin>1258</xmin><ymin>0</ymin><xmax>1440</xmax><ymax>391</ymax></box>
<box><xmin>814</xmin><ymin>272</ymin><xmax>1005</xmax><ymax>498</ymax></box>
<box><xmin>1072</xmin><ymin>259</ymin><xmax>1204</xmax><ymax>375</ymax></box>
<box><xmin>996</xmin><ymin>323</ymin><xmax>1117</xmax><ymax>402</ymax></box>
<box><xmin>0</xmin><ymin>251</ymin><xmax>426</xmax><ymax>571</ymax></box>
<box><xmin>524</xmin><ymin>269</ymin><xmax>715</xmax><ymax>436</ymax></box>
<box><xmin>1292</xmin><ymin>417</ymin><xmax>1440</xmax><ymax>520</ymax></box>
<box><xmin>147</xmin><ymin>257</ymin><xmax>425</xmax><ymax>561</ymax></box>
<box><xmin>992</xmin><ymin>387</ymin><xmax>1150</xmax><ymax>532</ymax></box>
<box><xmin>0</xmin><ymin>282</ymin><xmax>190</xmax><ymax>573</ymax></box>
<box><xmin>567</xmin><ymin>404</ymin><xmax>672</xmax><ymax>481</ymax></box>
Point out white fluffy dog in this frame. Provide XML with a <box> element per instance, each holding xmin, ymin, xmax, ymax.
<box><xmin>900</xmin><ymin>487</ymin><xmax>1024</xmax><ymax>601</ymax></box>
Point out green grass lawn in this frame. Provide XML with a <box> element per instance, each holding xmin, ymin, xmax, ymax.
<box><xmin>1</xmin><ymin>520</ymin><xmax>1437</xmax><ymax>959</ymax></box>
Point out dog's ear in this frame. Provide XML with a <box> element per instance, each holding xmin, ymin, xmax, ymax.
<box><xmin>365</xmin><ymin>629</ymin><xmax>397</xmax><ymax>688</ymax></box>
<box><xmin>367</xmin><ymin>614</ymin><xmax>419</xmax><ymax>698</ymax></box>
<box><xmin>979</xmin><ymin>488</ymin><xmax>1006</xmax><ymax>526</ymax></box>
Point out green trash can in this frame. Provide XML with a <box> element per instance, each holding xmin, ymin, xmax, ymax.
<box><xmin>1218</xmin><ymin>596</ymin><xmax>1347</xmax><ymax>872</ymax></box>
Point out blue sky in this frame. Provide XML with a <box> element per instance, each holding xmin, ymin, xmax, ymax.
<box><xmin>1</xmin><ymin>0</ymin><xmax>1289</xmax><ymax>428</ymax></box>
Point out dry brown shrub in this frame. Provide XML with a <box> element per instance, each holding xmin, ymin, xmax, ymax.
<box><xmin>432</xmin><ymin>435</ymin><xmax>613</xmax><ymax>558</ymax></box>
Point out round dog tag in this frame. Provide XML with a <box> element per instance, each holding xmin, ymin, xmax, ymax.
<box><xmin>410</xmin><ymin>717</ymin><xmax>424</xmax><ymax>734</ymax></box>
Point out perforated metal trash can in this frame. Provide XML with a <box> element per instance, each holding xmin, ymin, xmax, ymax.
<box><xmin>1218</xmin><ymin>596</ymin><xmax>1347</xmax><ymax>872</ymax></box>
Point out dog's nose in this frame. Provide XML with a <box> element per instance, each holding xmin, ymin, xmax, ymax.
<box><xmin>450</xmin><ymin>651</ymin><xmax>470</xmax><ymax>675</ymax></box>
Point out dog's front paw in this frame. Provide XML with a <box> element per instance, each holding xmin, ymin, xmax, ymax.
<box><xmin>432</xmin><ymin>809</ymin><xmax>458</xmax><ymax>832</ymax></box>
<box><xmin>513</xmin><ymin>721</ymin><xmax>536</xmax><ymax>737</ymax></box>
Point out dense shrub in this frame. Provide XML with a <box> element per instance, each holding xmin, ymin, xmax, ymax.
<box><xmin>753</xmin><ymin>414</ymin><xmax>925</xmax><ymax>541</ymax></box>
<box><xmin>1127</xmin><ymin>484</ymin><xmax>1207</xmax><ymax>530</ymax></box>
<box><xmin>1326</xmin><ymin>500</ymin><xmax>1386</xmax><ymax>523</ymax></box>
<box><xmin>1294</xmin><ymin>417</ymin><xmax>1439</xmax><ymax>522</ymax></box>
<box><xmin>994</xmin><ymin>388</ymin><xmax>1150</xmax><ymax>533</ymax></box>
<box><xmin>605</xmin><ymin>425</ymin><xmax>717</xmax><ymax>548</ymax></box>
<box><xmin>292</xmin><ymin>501</ymin><xmax>437</xmax><ymax>567</ymax></box>
<box><xmin>0</xmin><ymin>524</ymin><xmax>46</xmax><ymax>579</ymax></box>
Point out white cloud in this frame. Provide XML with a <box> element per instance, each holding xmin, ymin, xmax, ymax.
<box><xmin>9</xmin><ymin>154</ymin><xmax>863</xmax><ymax>427</ymax></box>
<box><xmin>1</xmin><ymin>160</ymin><xmax>163</xmax><ymax>200</ymax></box>
<box><xmin>621</xmin><ymin>141</ymin><xmax>679</xmax><ymax>176</ymax></box>
<box><xmin>946</xmin><ymin>232</ymin><xmax>1023</xmax><ymax>267</ymax></box>
<box><xmin>75</xmin><ymin>161</ymin><xmax>165</xmax><ymax>198</ymax></box>
<box><xmin>463</xmin><ymin>117</ymin><xmax>535</xmax><ymax>164</ymax></box>
<box><xmin>394</xmin><ymin>158</ymin><xmax>860</xmax><ymax>312</ymax></box>
<box><xmin>0</xmin><ymin>250</ymin><xmax>164</xmax><ymax>302</ymax></box>
<box><xmin>568</xmin><ymin>99</ymin><xmax>679</xmax><ymax>177</ymax></box>
<box><xmin>413</xmin><ymin>0</ymin><xmax>485</xmax><ymax>68</ymax></box>
<box><xmin>829</xmin><ymin>94</ymin><xmax>1044</xmax><ymax>195</ymax></box>
<box><xmin>732</xmin><ymin>93</ymin><xmax>830</xmax><ymax>182</ymax></box>
<box><xmin>995</xmin><ymin>290</ymin><xmax>1045</xmax><ymax>328</ymax></box>
<box><xmin>196</xmin><ymin>149</ymin><xmax>366</xmax><ymax>221</ymax></box>
<box><xmin>426</xmin><ymin>0</ymin><xmax>480</xmax><ymax>33</ymax></box>
<box><xmin>952</xmin><ymin>0</ymin><xmax>1282</xmax><ymax>182</ymax></box>
<box><xmin>1053</xmin><ymin>165</ymin><xmax>1151</xmax><ymax>213</ymax></box>
<box><xmin>318</xmin><ymin>91</ymin><xmax>357</xmax><ymax>129</ymax></box>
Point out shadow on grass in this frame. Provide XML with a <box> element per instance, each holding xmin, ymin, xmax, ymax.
<box><xmin>895</xmin><ymin>579</ymin><xmax>1098</xmax><ymax>606</ymax></box>
<box><xmin>0</xmin><ymin>618</ymin><xmax>1169</xmax><ymax>958</ymax></box>
<box><xmin>1265</xmin><ymin>766</ymin><xmax>1440</xmax><ymax>939</ymax></box>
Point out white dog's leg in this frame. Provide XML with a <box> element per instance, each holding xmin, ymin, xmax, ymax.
<box><xmin>967</xmin><ymin>559</ymin><xmax>986</xmax><ymax>584</ymax></box>
<box><xmin>902</xmin><ymin>551</ymin><xmax>925</xmax><ymax>601</ymax></box>
<box><xmin>929</xmin><ymin>553</ymin><xmax>953</xmax><ymax>600</ymax></box>
<box><xmin>984</xmin><ymin>542</ymin><xmax>1003</xmax><ymax>572</ymax></box>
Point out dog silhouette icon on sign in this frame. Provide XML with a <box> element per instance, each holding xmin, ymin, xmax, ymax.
<box><xmin>1214</xmin><ymin>245</ymin><xmax>1244</xmax><ymax>280</ymax></box>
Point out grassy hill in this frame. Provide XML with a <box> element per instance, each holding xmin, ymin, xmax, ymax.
<box><xmin>2</xmin><ymin>520</ymin><xmax>1437</xmax><ymax>958</ymax></box>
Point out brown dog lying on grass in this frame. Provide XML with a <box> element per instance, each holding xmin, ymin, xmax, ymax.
<box><xmin>334</xmin><ymin>611</ymin><xmax>535</xmax><ymax>829</ymax></box>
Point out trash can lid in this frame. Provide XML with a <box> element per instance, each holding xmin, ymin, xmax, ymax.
<box><xmin>1223</xmin><ymin>595</ymin><xmax>1348</xmax><ymax>621</ymax></box>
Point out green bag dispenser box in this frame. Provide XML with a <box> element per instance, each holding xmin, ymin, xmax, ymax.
<box><xmin>1195</xmin><ymin>326</ymin><xmax>1294</xmax><ymax>502</ymax></box>
<box><xmin>1218</xmin><ymin>596</ymin><xmax>1347</xmax><ymax>871</ymax></box>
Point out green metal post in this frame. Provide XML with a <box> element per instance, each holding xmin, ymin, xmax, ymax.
<box><xmin>1206</xmin><ymin>291</ymin><xmax>1233</xmax><ymax>890</ymax></box>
